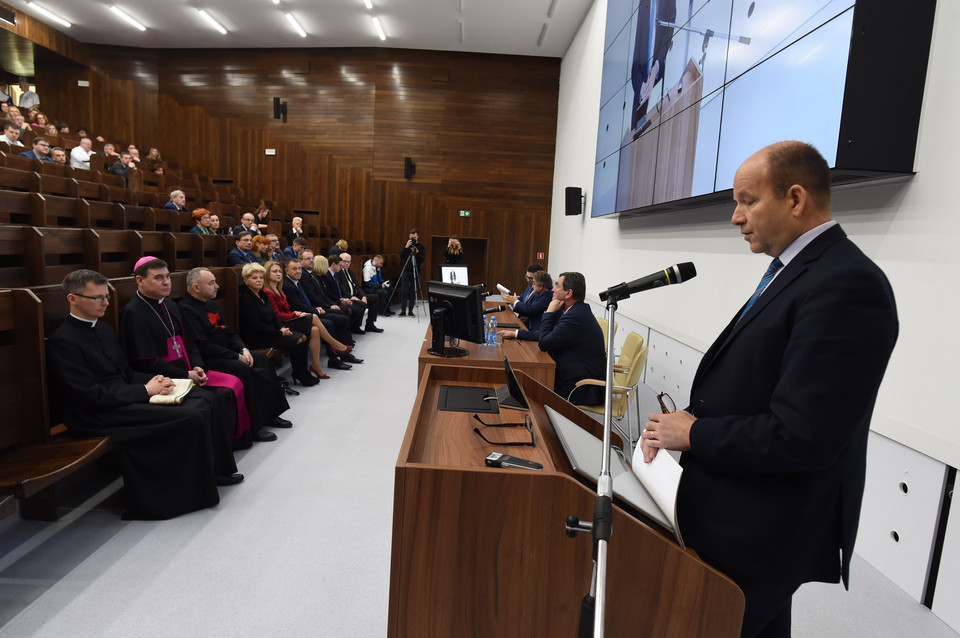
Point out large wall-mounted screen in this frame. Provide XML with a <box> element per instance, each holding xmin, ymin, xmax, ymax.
<box><xmin>593</xmin><ymin>0</ymin><xmax>936</xmax><ymax>217</ymax></box>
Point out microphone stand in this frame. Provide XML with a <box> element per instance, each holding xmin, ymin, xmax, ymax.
<box><xmin>565</xmin><ymin>293</ymin><xmax>624</xmax><ymax>638</ymax></box>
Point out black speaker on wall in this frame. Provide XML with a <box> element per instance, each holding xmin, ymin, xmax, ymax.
<box><xmin>565</xmin><ymin>187</ymin><xmax>583</xmax><ymax>216</ymax></box>
<box><xmin>404</xmin><ymin>157</ymin><xmax>416</xmax><ymax>179</ymax></box>
<box><xmin>273</xmin><ymin>97</ymin><xmax>287</xmax><ymax>120</ymax></box>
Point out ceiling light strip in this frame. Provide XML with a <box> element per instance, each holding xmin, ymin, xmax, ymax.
<box><xmin>536</xmin><ymin>23</ymin><xmax>548</xmax><ymax>47</ymax></box>
<box><xmin>547</xmin><ymin>0</ymin><xmax>559</xmax><ymax>19</ymax></box>
<box><xmin>110</xmin><ymin>6</ymin><xmax>146</xmax><ymax>31</ymax></box>
<box><xmin>26</xmin><ymin>2</ymin><xmax>71</xmax><ymax>28</ymax></box>
<box><xmin>363</xmin><ymin>0</ymin><xmax>373</xmax><ymax>9</ymax></box>
<box><xmin>285</xmin><ymin>13</ymin><xmax>307</xmax><ymax>38</ymax></box>
<box><xmin>198</xmin><ymin>9</ymin><xmax>227</xmax><ymax>35</ymax></box>
<box><xmin>372</xmin><ymin>16</ymin><xmax>386</xmax><ymax>41</ymax></box>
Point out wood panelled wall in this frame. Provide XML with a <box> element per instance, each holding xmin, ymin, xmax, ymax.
<box><xmin>33</xmin><ymin>45</ymin><xmax>560</xmax><ymax>289</ymax></box>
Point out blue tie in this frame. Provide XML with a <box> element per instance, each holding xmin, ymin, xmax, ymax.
<box><xmin>736</xmin><ymin>258</ymin><xmax>783</xmax><ymax>324</ymax></box>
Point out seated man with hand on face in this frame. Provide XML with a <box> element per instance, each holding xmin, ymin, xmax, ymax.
<box><xmin>499</xmin><ymin>270</ymin><xmax>552</xmax><ymax>341</ymax></box>
<box><xmin>537</xmin><ymin>271</ymin><xmax>606</xmax><ymax>405</ymax></box>
<box><xmin>179</xmin><ymin>267</ymin><xmax>293</xmax><ymax>444</ymax></box>
<box><xmin>47</xmin><ymin>269</ymin><xmax>240</xmax><ymax>520</ymax></box>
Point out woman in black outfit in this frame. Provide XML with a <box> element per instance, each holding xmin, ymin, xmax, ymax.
<box><xmin>444</xmin><ymin>235</ymin><xmax>464</xmax><ymax>264</ymax></box>
<box><xmin>237</xmin><ymin>262</ymin><xmax>318</xmax><ymax>387</ymax></box>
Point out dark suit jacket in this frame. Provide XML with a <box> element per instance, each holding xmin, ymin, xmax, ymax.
<box><xmin>513</xmin><ymin>287</ymin><xmax>552</xmax><ymax>339</ymax></box>
<box><xmin>678</xmin><ymin>224</ymin><xmax>898</xmax><ymax>596</ymax></box>
<box><xmin>226</xmin><ymin>247</ymin><xmax>258</xmax><ymax>266</ymax></box>
<box><xmin>163</xmin><ymin>201</ymin><xmax>189</xmax><ymax>212</ymax></box>
<box><xmin>538</xmin><ymin>300</ymin><xmax>606</xmax><ymax>404</ymax></box>
<box><xmin>18</xmin><ymin>150</ymin><xmax>53</xmax><ymax>162</ymax></box>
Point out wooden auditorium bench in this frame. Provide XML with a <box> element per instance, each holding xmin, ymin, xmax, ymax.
<box><xmin>0</xmin><ymin>288</ymin><xmax>114</xmax><ymax>521</ymax></box>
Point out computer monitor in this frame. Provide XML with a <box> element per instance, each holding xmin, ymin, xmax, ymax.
<box><xmin>439</xmin><ymin>264</ymin><xmax>469</xmax><ymax>285</ymax></box>
<box><xmin>427</xmin><ymin>281</ymin><xmax>485</xmax><ymax>357</ymax></box>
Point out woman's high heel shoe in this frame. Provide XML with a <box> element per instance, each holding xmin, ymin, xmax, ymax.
<box><xmin>332</xmin><ymin>344</ymin><xmax>353</xmax><ymax>355</ymax></box>
<box><xmin>310</xmin><ymin>366</ymin><xmax>331</xmax><ymax>380</ymax></box>
<box><xmin>292</xmin><ymin>374</ymin><xmax>319</xmax><ymax>387</ymax></box>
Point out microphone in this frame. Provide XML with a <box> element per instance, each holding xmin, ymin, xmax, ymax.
<box><xmin>599</xmin><ymin>262</ymin><xmax>696</xmax><ymax>302</ymax></box>
<box><xmin>483</xmin><ymin>305</ymin><xmax>506</xmax><ymax>314</ymax></box>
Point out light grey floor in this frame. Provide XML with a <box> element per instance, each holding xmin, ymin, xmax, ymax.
<box><xmin>0</xmin><ymin>300</ymin><xmax>956</xmax><ymax>637</ymax></box>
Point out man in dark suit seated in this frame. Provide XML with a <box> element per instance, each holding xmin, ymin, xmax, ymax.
<box><xmin>323</xmin><ymin>255</ymin><xmax>365</xmax><ymax>335</ymax></box>
<box><xmin>179</xmin><ymin>267</ymin><xmax>292</xmax><ymax>443</ymax></box>
<box><xmin>231</xmin><ymin>212</ymin><xmax>261</xmax><ymax>237</ymax></box>
<box><xmin>282</xmin><ymin>256</ymin><xmax>361</xmax><ymax>368</ymax></box>
<box><xmin>537</xmin><ymin>271</ymin><xmax>606</xmax><ymax>405</ymax></box>
<box><xmin>640</xmin><ymin>141</ymin><xmax>899</xmax><ymax>638</ymax></box>
<box><xmin>108</xmin><ymin>151</ymin><xmax>135</xmax><ymax>183</ymax></box>
<box><xmin>162</xmin><ymin>189</ymin><xmax>190</xmax><ymax>212</ymax></box>
<box><xmin>46</xmin><ymin>269</ymin><xmax>239</xmax><ymax>520</ymax></box>
<box><xmin>227</xmin><ymin>231</ymin><xmax>259</xmax><ymax>266</ymax></box>
<box><xmin>338</xmin><ymin>252</ymin><xmax>382</xmax><ymax>333</ymax></box>
<box><xmin>18</xmin><ymin>136</ymin><xmax>53</xmax><ymax>162</ymax></box>
<box><xmin>499</xmin><ymin>270</ymin><xmax>552</xmax><ymax>341</ymax></box>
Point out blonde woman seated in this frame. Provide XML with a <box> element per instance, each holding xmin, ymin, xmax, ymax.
<box><xmin>261</xmin><ymin>260</ymin><xmax>352</xmax><ymax>380</ymax></box>
<box><xmin>238</xmin><ymin>263</ymin><xmax>317</xmax><ymax>387</ymax></box>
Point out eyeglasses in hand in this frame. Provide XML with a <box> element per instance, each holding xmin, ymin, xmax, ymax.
<box><xmin>657</xmin><ymin>392</ymin><xmax>676</xmax><ymax>414</ymax></box>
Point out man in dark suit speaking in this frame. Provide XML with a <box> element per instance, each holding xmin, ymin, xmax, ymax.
<box><xmin>641</xmin><ymin>141</ymin><xmax>899</xmax><ymax>638</ymax></box>
<box><xmin>537</xmin><ymin>271</ymin><xmax>606</xmax><ymax>405</ymax></box>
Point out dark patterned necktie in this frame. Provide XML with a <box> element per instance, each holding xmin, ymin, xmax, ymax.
<box><xmin>736</xmin><ymin>258</ymin><xmax>783</xmax><ymax>325</ymax></box>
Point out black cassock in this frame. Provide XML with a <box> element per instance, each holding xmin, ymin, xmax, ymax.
<box><xmin>118</xmin><ymin>294</ymin><xmax>238</xmax><ymax>478</ymax></box>
<box><xmin>46</xmin><ymin>316</ymin><xmax>222</xmax><ymax>520</ymax></box>
<box><xmin>178</xmin><ymin>293</ymin><xmax>289</xmax><ymax>436</ymax></box>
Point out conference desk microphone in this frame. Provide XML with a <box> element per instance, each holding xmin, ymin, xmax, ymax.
<box><xmin>483</xmin><ymin>305</ymin><xmax>506</xmax><ymax>314</ymax></box>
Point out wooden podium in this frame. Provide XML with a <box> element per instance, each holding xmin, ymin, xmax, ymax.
<box><xmin>388</xmin><ymin>364</ymin><xmax>743</xmax><ymax>637</ymax></box>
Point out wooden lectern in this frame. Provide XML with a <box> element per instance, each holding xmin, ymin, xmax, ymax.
<box><xmin>388</xmin><ymin>364</ymin><xmax>743</xmax><ymax>637</ymax></box>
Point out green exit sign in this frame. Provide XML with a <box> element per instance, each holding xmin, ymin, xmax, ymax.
<box><xmin>459</xmin><ymin>210</ymin><xmax>471</xmax><ymax>217</ymax></box>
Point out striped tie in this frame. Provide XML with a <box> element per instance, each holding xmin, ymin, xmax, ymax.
<box><xmin>736</xmin><ymin>258</ymin><xmax>783</xmax><ymax>325</ymax></box>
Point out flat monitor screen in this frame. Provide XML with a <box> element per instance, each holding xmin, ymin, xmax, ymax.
<box><xmin>440</xmin><ymin>265</ymin><xmax>469</xmax><ymax>285</ymax></box>
<box><xmin>496</xmin><ymin>356</ymin><xmax>530</xmax><ymax>411</ymax></box>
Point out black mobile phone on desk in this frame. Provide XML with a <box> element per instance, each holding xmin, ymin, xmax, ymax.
<box><xmin>485</xmin><ymin>452</ymin><xmax>542</xmax><ymax>471</ymax></box>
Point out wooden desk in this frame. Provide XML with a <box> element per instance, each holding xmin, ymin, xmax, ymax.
<box><xmin>417</xmin><ymin>304</ymin><xmax>555</xmax><ymax>389</ymax></box>
<box><xmin>388</xmin><ymin>364</ymin><xmax>743</xmax><ymax>638</ymax></box>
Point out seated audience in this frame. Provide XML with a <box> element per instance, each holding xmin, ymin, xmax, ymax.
<box><xmin>44</xmin><ymin>123</ymin><xmax>58</xmax><ymax>137</ymax></box>
<box><xmin>227</xmin><ymin>231</ymin><xmax>259</xmax><ymax>266</ymax></box>
<box><xmin>56</xmin><ymin>122</ymin><xmax>70</xmax><ymax>134</ymax></box>
<box><xmin>209</xmin><ymin>214</ymin><xmax>223</xmax><ymax>234</ymax></box>
<box><xmin>109</xmin><ymin>151</ymin><xmax>136</xmax><ymax>183</ymax></box>
<box><xmin>322</xmin><ymin>255</ymin><xmax>364</xmax><ymax>334</ymax></box>
<box><xmin>0</xmin><ymin>83</ymin><xmax>11</xmax><ymax>105</ymax></box>
<box><xmin>328</xmin><ymin>239</ymin><xmax>348</xmax><ymax>257</ymax></box>
<box><xmin>266</xmin><ymin>234</ymin><xmax>285</xmax><ymax>262</ymax></box>
<box><xmin>189</xmin><ymin>208</ymin><xmax>214</xmax><ymax>234</ymax></box>
<box><xmin>102</xmin><ymin>142</ymin><xmax>120</xmax><ymax>158</ymax></box>
<box><xmin>237</xmin><ymin>262</ymin><xmax>316</xmax><ymax>387</ymax></box>
<box><xmin>50</xmin><ymin>147</ymin><xmax>67</xmax><ymax>164</ymax></box>
<box><xmin>47</xmin><ymin>269</ymin><xmax>238</xmax><ymax>520</ymax></box>
<box><xmin>252</xmin><ymin>234</ymin><xmax>272</xmax><ymax>262</ymax></box>
<box><xmin>17</xmin><ymin>81</ymin><xmax>38</xmax><ymax>109</ymax></box>
<box><xmin>1</xmin><ymin>121</ymin><xmax>23</xmax><ymax>147</ymax></box>
<box><xmin>265</xmin><ymin>260</ymin><xmax>355</xmax><ymax>378</ymax></box>
<box><xmin>18</xmin><ymin>136</ymin><xmax>53</xmax><ymax>162</ymax></box>
<box><xmin>339</xmin><ymin>253</ymin><xmax>382</xmax><ymax>332</ymax></box>
<box><xmin>232</xmin><ymin>212</ymin><xmax>261</xmax><ymax>236</ymax></box>
<box><xmin>255</xmin><ymin>205</ymin><xmax>271</xmax><ymax>231</ymax></box>
<box><xmin>153</xmin><ymin>163</ymin><xmax>165</xmax><ymax>176</ymax></box>
<box><xmin>180</xmin><ymin>267</ymin><xmax>292</xmax><ymax>443</ymax></box>
<box><xmin>296</xmin><ymin>251</ymin><xmax>355</xmax><ymax>351</ymax></box>
<box><xmin>127</xmin><ymin>144</ymin><xmax>141</xmax><ymax>164</ymax></box>
<box><xmin>163</xmin><ymin>189</ymin><xmax>190</xmax><ymax>212</ymax></box>
<box><xmin>1</xmin><ymin>102</ymin><xmax>9</xmax><ymax>118</ymax></box>
<box><xmin>362</xmin><ymin>254</ymin><xmax>394</xmax><ymax>316</ymax></box>
<box><xmin>283</xmin><ymin>236</ymin><xmax>308</xmax><ymax>260</ymax></box>
<box><xmin>499</xmin><ymin>270</ymin><xmax>553</xmax><ymax>341</ymax></box>
<box><xmin>283</xmin><ymin>256</ymin><xmax>358</xmax><ymax>369</ymax></box>
<box><xmin>118</xmin><ymin>257</ymin><xmax>248</xmax><ymax>474</ymax></box>
<box><xmin>69</xmin><ymin>137</ymin><xmax>95</xmax><ymax>169</ymax></box>
<box><xmin>146</xmin><ymin>147</ymin><xmax>162</xmax><ymax>161</ymax></box>
<box><xmin>286</xmin><ymin>216</ymin><xmax>306</xmax><ymax>247</ymax></box>
<box><xmin>538</xmin><ymin>272</ymin><xmax>606</xmax><ymax>404</ymax></box>
<box><xmin>10</xmin><ymin>113</ymin><xmax>27</xmax><ymax>139</ymax></box>
<box><xmin>30</xmin><ymin>111</ymin><xmax>48</xmax><ymax>130</ymax></box>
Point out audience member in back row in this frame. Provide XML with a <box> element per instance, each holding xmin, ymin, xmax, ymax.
<box><xmin>266</xmin><ymin>234</ymin><xmax>285</xmax><ymax>262</ymax></box>
<box><xmin>17</xmin><ymin>81</ymin><xmax>39</xmax><ymax>109</ymax></box>
<box><xmin>189</xmin><ymin>208</ymin><xmax>214</xmax><ymax>234</ymax></box>
<box><xmin>102</xmin><ymin>143</ymin><xmax>120</xmax><ymax>158</ymax></box>
<box><xmin>283</xmin><ymin>236</ymin><xmax>308</xmax><ymax>260</ymax></box>
<box><xmin>362</xmin><ymin>254</ymin><xmax>394</xmax><ymax>316</ymax></box>
<box><xmin>538</xmin><ymin>271</ymin><xmax>606</xmax><ymax>405</ymax></box>
<box><xmin>255</xmin><ymin>205</ymin><xmax>271</xmax><ymax>231</ymax></box>
<box><xmin>339</xmin><ymin>253</ymin><xmax>383</xmax><ymax>333</ymax></box>
<box><xmin>47</xmin><ymin>269</ymin><xmax>236</xmax><ymax>520</ymax></box>
<box><xmin>209</xmin><ymin>214</ymin><xmax>223</xmax><ymax>235</ymax></box>
<box><xmin>109</xmin><ymin>151</ymin><xmax>136</xmax><ymax>183</ymax></box>
<box><xmin>69</xmin><ymin>137</ymin><xmax>95</xmax><ymax>170</ymax></box>
<box><xmin>44</xmin><ymin>123</ymin><xmax>58</xmax><ymax>137</ymax></box>
<box><xmin>0</xmin><ymin>83</ymin><xmax>11</xmax><ymax>105</ymax></box>
<box><xmin>265</xmin><ymin>260</ymin><xmax>356</xmax><ymax>377</ymax></box>
<box><xmin>238</xmin><ymin>262</ymin><xmax>317</xmax><ymax>387</ymax></box>
<box><xmin>19</xmin><ymin>136</ymin><xmax>53</xmax><ymax>162</ymax></box>
<box><xmin>286</xmin><ymin>216</ymin><xmax>306</xmax><ymax>247</ymax></box>
<box><xmin>118</xmin><ymin>257</ymin><xmax>248</xmax><ymax>467</ymax></box>
<box><xmin>179</xmin><ymin>267</ymin><xmax>292</xmax><ymax>443</ymax></box>
<box><xmin>499</xmin><ymin>270</ymin><xmax>553</xmax><ymax>342</ymax></box>
<box><xmin>163</xmin><ymin>189</ymin><xmax>190</xmax><ymax>213</ymax></box>
<box><xmin>227</xmin><ymin>231</ymin><xmax>259</xmax><ymax>266</ymax></box>
<box><xmin>232</xmin><ymin>212</ymin><xmax>261</xmax><ymax>237</ymax></box>
<box><xmin>1</xmin><ymin>121</ymin><xmax>23</xmax><ymax>147</ymax></box>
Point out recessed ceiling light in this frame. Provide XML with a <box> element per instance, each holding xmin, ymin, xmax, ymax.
<box><xmin>372</xmin><ymin>15</ymin><xmax>386</xmax><ymax>40</ymax></box>
<box><xmin>198</xmin><ymin>9</ymin><xmax>227</xmax><ymax>35</ymax></box>
<box><xmin>285</xmin><ymin>13</ymin><xmax>307</xmax><ymax>38</ymax></box>
<box><xmin>363</xmin><ymin>0</ymin><xmax>373</xmax><ymax>9</ymax></box>
<box><xmin>110</xmin><ymin>6</ymin><xmax>146</xmax><ymax>31</ymax></box>
<box><xmin>26</xmin><ymin>2</ymin><xmax>71</xmax><ymax>28</ymax></box>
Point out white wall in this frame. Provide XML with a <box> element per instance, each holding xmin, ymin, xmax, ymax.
<box><xmin>550</xmin><ymin>0</ymin><xmax>960</xmax><ymax>469</ymax></box>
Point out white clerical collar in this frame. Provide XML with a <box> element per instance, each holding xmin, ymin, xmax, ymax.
<box><xmin>70</xmin><ymin>313</ymin><xmax>97</xmax><ymax>328</ymax></box>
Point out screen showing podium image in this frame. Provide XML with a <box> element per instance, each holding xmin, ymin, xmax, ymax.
<box><xmin>427</xmin><ymin>281</ymin><xmax>485</xmax><ymax>357</ymax></box>
<box><xmin>439</xmin><ymin>264</ymin><xmax>469</xmax><ymax>285</ymax></box>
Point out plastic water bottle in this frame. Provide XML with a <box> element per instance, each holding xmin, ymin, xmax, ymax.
<box><xmin>487</xmin><ymin>315</ymin><xmax>497</xmax><ymax>346</ymax></box>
